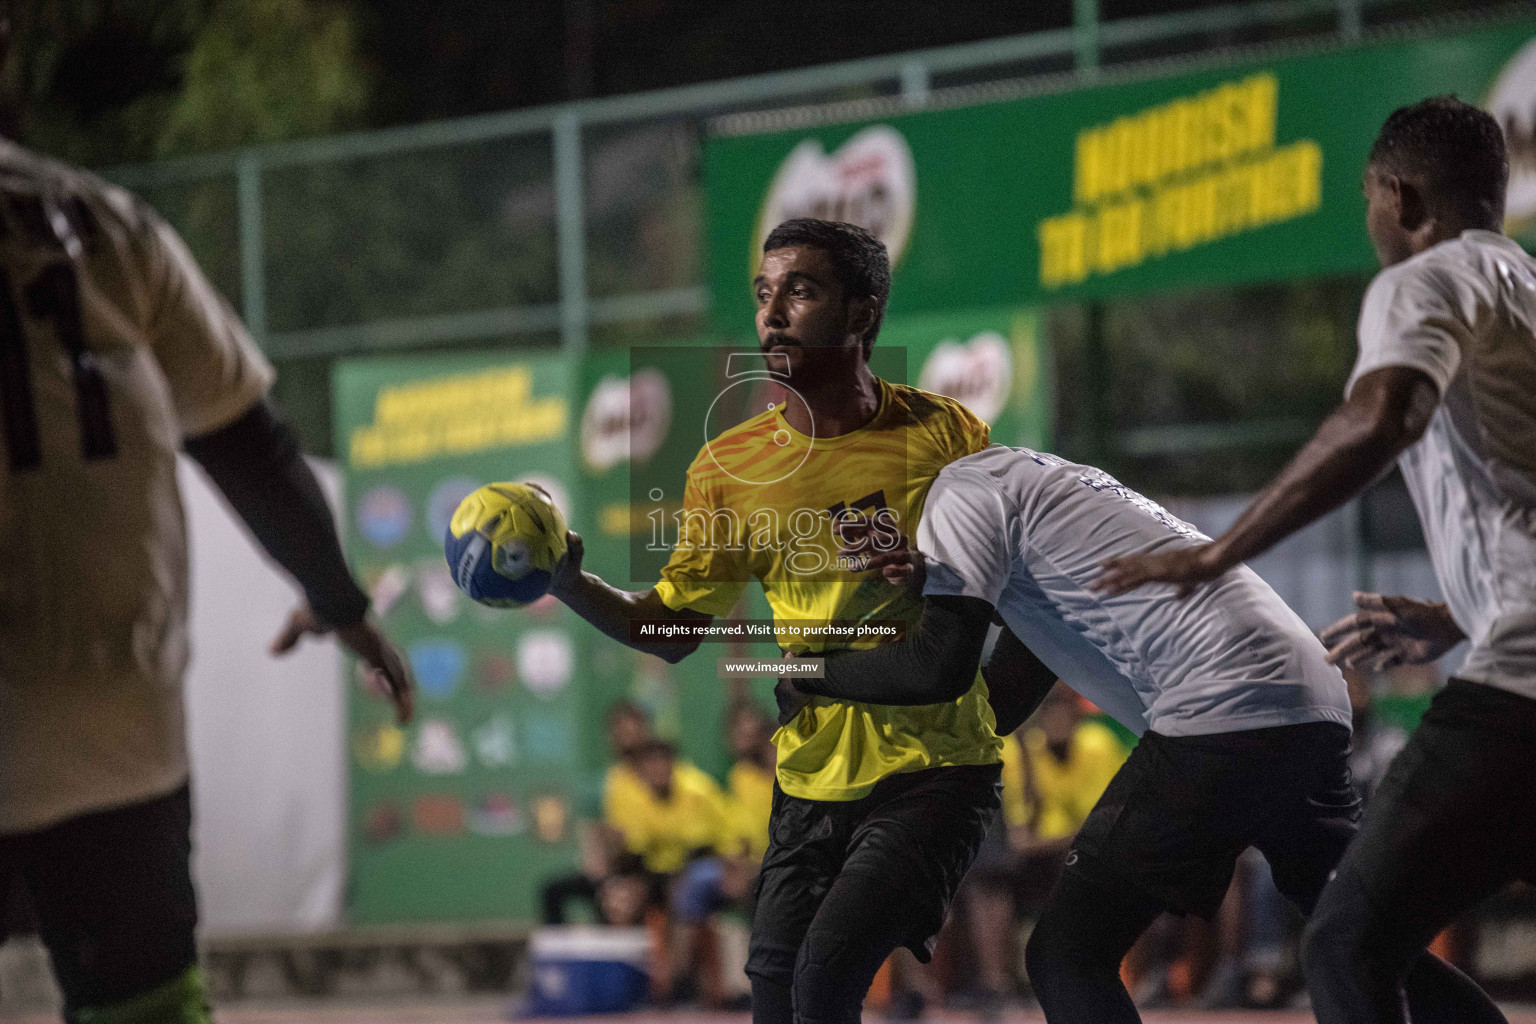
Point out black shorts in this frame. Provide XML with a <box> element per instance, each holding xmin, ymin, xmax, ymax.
<box><xmin>1342</xmin><ymin>678</ymin><xmax>1536</xmax><ymax>920</ymax></box>
<box><xmin>746</xmin><ymin>763</ymin><xmax>1001</xmax><ymax>982</ymax></box>
<box><xmin>0</xmin><ymin>784</ymin><xmax>199</xmax><ymax>1013</ymax></box>
<box><xmin>1069</xmin><ymin>721</ymin><xmax>1360</xmax><ymax>918</ymax></box>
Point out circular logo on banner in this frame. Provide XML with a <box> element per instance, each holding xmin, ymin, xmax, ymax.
<box><xmin>357</xmin><ymin>486</ymin><xmax>411</xmax><ymax>548</ymax></box>
<box><xmin>757</xmin><ymin>125</ymin><xmax>917</xmax><ymax>271</ymax></box>
<box><xmin>581</xmin><ymin>369</ymin><xmax>673</xmax><ymax>472</ymax></box>
<box><xmin>470</xmin><ymin>794</ymin><xmax>525</xmax><ymax>837</ymax></box>
<box><xmin>427</xmin><ymin>477</ymin><xmax>480</xmax><ymax>546</ymax></box>
<box><xmin>415</xmin><ymin>558</ymin><xmax>461</xmax><ymax>625</ymax></box>
<box><xmin>409</xmin><ymin>639</ymin><xmax>468</xmax><ymax>700</ymax></box>
<box><xmin>1489</xmin><ymin>40</ymin><xmax>1536</xmax><ymax>233</ymax></box>
<box><xmin>413</xmin><ymin>795</ymin><xmax>467</xmax><ymax>837</ymax></box>
<box><xmin>412</xmin><ymin>719</ymin><xmax>468</xmax><ymax>775</ymax></box>
<box><xmin>518</xmin><ymin>630</ymin><xmax>574</xmax><ymax>697</ymax></box>
<box><xmin>917</xmin><ymin>332</ymin><xmax>1014</xmax><ymax>424</ymax></box>
<box><xmin>353</xmin><ymin>724</ymin><xmax>406</xmax><ymax>772</ymax></box>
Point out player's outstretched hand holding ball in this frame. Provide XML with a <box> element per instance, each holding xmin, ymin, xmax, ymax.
<box><xmin>445</xmin><ymin>481</ymin><xmax>570</xmax><ymax>607</ymax></box>
<box><xmin>271</xmin><ymin>606</ymin><xmax>416</xmax><ymax>725</ymax></box>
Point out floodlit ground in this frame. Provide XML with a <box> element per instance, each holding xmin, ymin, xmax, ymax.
<box><xmin>9</xmin><ymin>1007</ymin><xmax>1536</xmax><ymax>1024</ymax></box>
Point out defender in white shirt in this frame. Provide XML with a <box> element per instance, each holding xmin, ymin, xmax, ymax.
<box><xmin>792</xmin><ymin>447</ymin><xmax>1479</xmax><ymax>1023</ymax></box>
<box><xmin>1098</xmin><ymin>96</ymin><xmax>1524</xmax><ymax>1024</ymax></box>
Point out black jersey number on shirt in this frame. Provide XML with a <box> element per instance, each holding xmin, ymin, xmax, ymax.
<box><xmin>0</xmin><ymin>262</ymin><xmax>116</xmax><ymax>471</ymax></box>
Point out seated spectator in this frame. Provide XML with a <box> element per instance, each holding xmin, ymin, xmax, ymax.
<box><xmin>603</xmin><ymin>702</ymin><xmax>719</xmax><ymax>845</ymax></box>
<box><xmin>723</xmin><ymin>701</ymin><xmax>775</xmax><ymax>864</ymax></box>
<box><xmin>540</xmin><ymin>700</ymin><xmax>668</xmax><ymax>925</ymax></box>
<box><xmin>961</xmin><ymin>685</ymin><xmax>1128</xmax><ymax>1008</ymax></box>
<box><xmin>541</xmin><ymin>822</ymin><xmax>628</xmax><ymax>926</ymax></box>
<box><xmin>616</xmin><ymin>739</ymin><xmax>730</xmax><ymax>877</ymax></box>
<box><xmin>612</xmin><ymin>740</ymin><xmax>732</xmax><ymax>1004</ymax></box>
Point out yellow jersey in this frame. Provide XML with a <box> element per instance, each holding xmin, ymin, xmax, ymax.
<box><xmin>0</xmin><ymin>141</ymin><xmax>272</xmax><ymax>835</ymax></box>
<box><xmin>601</xmin><ymin>759</ymin><xmax>729</xmax><ymax>874</ymax></box>
<box><xmin>725</xmin><ymin>760</ymin><xmax>775</xmax><ymax>860</ymax></box>
<box><xmin>1000</xmin><ymin>721</ymin><xmax>1128</xmax><ymax>840</ymax></box>
<box><xmin>656</xmin><ymin>379</ymin><xmax>1002</xmax><ymax>801</ymax></box>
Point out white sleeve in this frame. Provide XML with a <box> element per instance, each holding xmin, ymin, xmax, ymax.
<box><xmin>917</xmin><ymin>468</ymin><xmax>1013</xmax><ymax>606</ymax></box>
<box><xmin>1347</xmin><ymin>259</ymin><xmax>1473</xmax><ymax>400</ymax></box>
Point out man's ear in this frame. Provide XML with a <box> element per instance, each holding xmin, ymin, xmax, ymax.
<box><xmin>845</xmin><ymin>295</ymin><xmax>877</xmax><ymax>347</ymax></box>
<box><xmin>1395</xmin><ymin>174</ymin><xmax>1431</xmax><ymax>233</ymax></box>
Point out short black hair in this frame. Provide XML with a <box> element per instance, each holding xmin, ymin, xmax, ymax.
<box><xmin>1368</xmin><ymin>96</ymin><xmax>1507</xmax><ymax>224</ymax></box>
<box><xmin>606</xmin><ymin>700</ymin><xmax>649</xmax><ymax>727</ymax></box>
<box><xmin>634</xmin><ymin>738</ymin><xmax>676</xmax><ymax>761</ymax></box>
<box><xmin>763</xmin><ymin>218</ymin><xmax>891</xmax><ymax>351</ymax></box>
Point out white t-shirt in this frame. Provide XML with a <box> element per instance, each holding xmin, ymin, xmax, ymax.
<box><xmin>0</xmin><ymin>141</ymin><xmax>273</xmax><ymax>834</ymax></box>
<box><xmin>919</xmin><ymin>446</ymin><xmax>1351</xmax><ymax>738</ymax></box>
<box><xmin>1348</xmin><ymin>230</ymin><xmax>1536</xmax><ymax>698</ymax></box>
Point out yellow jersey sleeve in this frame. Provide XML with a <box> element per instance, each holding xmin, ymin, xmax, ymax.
<box><xmin>654</xmin><ymin>467</ymin><xmax>750</xmax><ymax>617</ymax></box>
<box><xmin>139</xmin><ymin>204</ymin><xmax>274</xmax><ymax>436</ymax></box>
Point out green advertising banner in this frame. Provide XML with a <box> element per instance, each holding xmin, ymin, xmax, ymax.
<box><xmin>706</xmin><ymin>17</ymin><xmax>1536</xmax><ymax>330</ymax></box>
<box><xmin>878</xmin><ymin>307</ymin><xmax>1052</xmax><ymax>449</ymax></box>
<box><xmin>335</xmin><ymin>350</ymin><xmax>583</xmax><ymax>924</ymax></box>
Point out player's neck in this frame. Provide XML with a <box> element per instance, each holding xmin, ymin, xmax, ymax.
<box><xmin>1408</xmin><ymin>209</ymin><xmax>1503</xmax><ymax>258</ymax></box>
<box><xmin>783</xmin><ymin>363</ymin><xmax>881</xmax><ymax>438</ymax></box>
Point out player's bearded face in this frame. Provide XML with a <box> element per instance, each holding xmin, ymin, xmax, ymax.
<box><xmin>754</xmin><ymin>245</ymin><xmax>870</xmax><ymax>378</ymax></box>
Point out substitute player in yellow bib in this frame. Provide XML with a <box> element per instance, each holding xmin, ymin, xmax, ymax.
<box><xmin>550</xmin><ymin>220</ymin><xmax>1017</xmax><ymax>1024</ymax></box>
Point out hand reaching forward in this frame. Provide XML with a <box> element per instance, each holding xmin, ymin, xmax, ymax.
<box><xmin>1318</xmin><ymin>592</ymin><xmax>1465</xmax><ymax>671</ymax></box>
<box><xmin>1093</xmin><ymin>542</ymin><xmax>1230</xmax><ymax>599</ymax></box>
<box><xmin>272</xmin><ymin>605</ymin><xmax>415</xmax><ymax>724</ymax></box>
<box><xmin>834</xmin><ymin>518</ymin><xmax>925</xmax><ymax>589</ymax></box>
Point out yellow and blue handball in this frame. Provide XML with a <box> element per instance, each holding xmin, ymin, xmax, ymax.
<box><xmin>445</xmin><ymin>482</ymin><xmax>569</xmax><ymax>607</ymax></box>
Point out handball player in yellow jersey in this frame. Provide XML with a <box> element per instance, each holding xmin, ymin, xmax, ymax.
<box><xmin>550</xmin><ymin>219</ymin><xmax>1046</xmax><ymax>1024</ymax></box>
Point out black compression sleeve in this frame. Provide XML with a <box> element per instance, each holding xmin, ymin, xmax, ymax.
<box><xmin>184</xmin><ymin>399</ymin><xmax>370</xmax><ymax>627</ymax></box>
<box><xmin>793</xmin><ymin>595</ymin><xmax>993</xmax><ymax>705</ymax></box>
<box><xmin>982</xmin><ymin>626</ymin><xmax>1058</xmax><ymax>735</ymax></box>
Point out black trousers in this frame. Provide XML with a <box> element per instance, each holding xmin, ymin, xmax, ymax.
<box><xmin>1023</xmin><ymin>720</ymin><xmax>1502</xmax><ymax>1024</ymax></box>
<box><xmin>746</xmin><ymin>763</ymin><xmax>1000</xmax><ymax>1024</ymax></box>
<box><xmin>0</xmin><ymin>784</ymin><xmax>200</xmax><ymax>1015</ymax></box>
<box><xmin>1303</xmin><ymin>678</ymin><xmax>1536</xmax><ymax>1024</ymax></box>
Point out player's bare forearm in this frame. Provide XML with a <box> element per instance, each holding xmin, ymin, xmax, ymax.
<box><xmin>549</xmin><ymin>542</ymin><xmax>707</xmax><ymax>663</ymax></box>
<box><xmin>1096</xmin><ymin>367</ymin><xmax>1439</xmax><ymax>596</ymax></box>
<box><xmin>982</xmin><ymin>626</ymin><xmax>1058</xmax><ymax>735</ymax></box>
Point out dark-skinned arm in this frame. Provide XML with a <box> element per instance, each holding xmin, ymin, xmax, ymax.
<box><xmin>792</xmin><ymin>595</ymin><xmax>995</xmax><ymax>705</ymax></box>
<box><xmin>793</xmin><ymin>597</ymin><xmax>1056</xmax><ymax>735</ymax></box>
<box><xmin>548</xmin><ymin>532</ymin><xmax>709</xmax><ymax>664</ymax></box>
<box><xmin>1094</xmin><ymin>366</ymin><xmax>1440</xmax><ymax>596</ymax></box>
<box><xmin>981</xmin><ymin>623</ymin><xmax>1059</xmax><ymax>735</ymax></box>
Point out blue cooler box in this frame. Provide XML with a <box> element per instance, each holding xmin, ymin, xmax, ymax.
<box><xmin>527</xmin><ymin>926</ymin><xmax>650</xmax><ymax>1015</ymax></box>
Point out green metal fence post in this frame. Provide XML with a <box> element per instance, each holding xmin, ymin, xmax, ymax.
<box><xmin>236</xmin><ymin>151</ymin><xmax>267</xmax><ymax>345</ymax></box>
<box><xmin>554</xmin><ymin>109</ymin><xmax>589</xmax><ymax>355</ymax></box>
<box><xmin>1338</xmin><ymin>0</ymin><xmax>1363</xmax><ymax>41</ymax></box>
<box><xmin>1075</xmin><ymin>0</ymin><xmax>1101</xmax><ymax>77</ymax></box>
<box><xmin>900</xmin><ymin>60</ymin><xmax>931</xmax><ymax>107</ymax></box>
